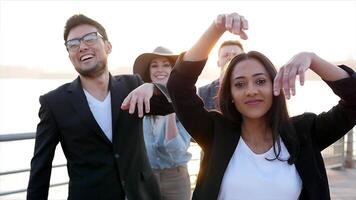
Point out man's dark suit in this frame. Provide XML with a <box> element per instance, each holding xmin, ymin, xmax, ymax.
<box><xmin>27</xmin><ymin>74</ymin><xmax>173</xmax><ymax>200</ymax></box>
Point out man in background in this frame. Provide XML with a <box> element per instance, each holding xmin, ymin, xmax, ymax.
<box><xmin>198</xmin><ymin>40</ymin><xmax>244</xmax><ymax>110</ymax></box>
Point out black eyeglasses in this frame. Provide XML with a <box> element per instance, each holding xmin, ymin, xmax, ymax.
<box><xmin>65</xmin><ymin>32</ymin><xmax>104</xmax><ymax>52</ymax></box>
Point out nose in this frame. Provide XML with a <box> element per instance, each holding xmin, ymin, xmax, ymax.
<box><xmin>246</xmin><ymin>83</ymin><xmax>258</xmax><ymax>96</ymax></box>
<box><xmin>79</xmin><ymin>40</ymin><xmax>89</xmax><ymax>51</ymax></box>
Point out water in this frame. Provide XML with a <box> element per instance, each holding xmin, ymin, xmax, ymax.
<box><xmin>0</xmin><ymin>78</ymin><xmax>354</xmax><ymax>199</ymax></box>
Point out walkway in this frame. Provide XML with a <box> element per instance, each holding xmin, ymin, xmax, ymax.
<box><xmin>328</xmin><ymin>166</ymin><xmax>356</xmax><ymax>200</ymax></box>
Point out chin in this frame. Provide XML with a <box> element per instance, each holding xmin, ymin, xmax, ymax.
<box><xmin>242</xmin><ymin>111</ymin><xmax>268</xmax><ymax>120</ymax></box>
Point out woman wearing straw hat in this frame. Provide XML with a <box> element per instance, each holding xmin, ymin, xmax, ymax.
<box><xmin>133</xmin><ymin>46</ymin><xmax>192</xmax><ymax>200</ymax></box>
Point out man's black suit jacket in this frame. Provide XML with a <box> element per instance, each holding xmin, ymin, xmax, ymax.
<box><xmin>27</xmin><ymin>74</ymin><xmax>173</xmax><ymax>200</ymax></box>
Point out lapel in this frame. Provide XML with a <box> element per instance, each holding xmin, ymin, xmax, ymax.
<box><xmin>67</xmin><ymin>77</ymin><xmax>112</xmax><ymax>145</ymax></box>
<box><xmin>281</xmin><ymin>129</ymin><xmax>316</xmax><ymax>196</ymax></box>
<box><xmin>207</xmin><ymin>121</ymin><xmax>241</xmax><ymax>196</ymax></box>
<box><xmin>109</xmin><ymin>74</ymin><xmax>130</xmax><ymax>142</ymax></box>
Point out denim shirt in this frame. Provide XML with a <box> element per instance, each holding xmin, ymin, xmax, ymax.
<box><xmin>143</xmin><ymin>115</ymin><xmax>192</xmax><ymax>169</ymax></box>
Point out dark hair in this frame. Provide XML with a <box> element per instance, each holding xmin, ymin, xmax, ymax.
<box><xmin>63</xmin><ymin>14</ymin><xmax>108</xmax><ymax>41</ymax></box>
<box><xmin>219</xmin><ymin>40</ymin><xmax>244</xmax><ymax>53</ymax></box>
<box><xmin>218</xmin><ymin>51</ymin><xmax>299</xmax><ymax>164</ymax></box>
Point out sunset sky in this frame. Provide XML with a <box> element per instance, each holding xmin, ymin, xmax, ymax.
<box><xmin>0</xmin><ymin>0</ymin><xmax>355</xmax><ymax>74</ymax></box>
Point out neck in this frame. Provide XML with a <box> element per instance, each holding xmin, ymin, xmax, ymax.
<box><xmin>80</xmin><ymin>71</ymin><xmax>110</xmax><ymax>101</ymax></box>
<box><xmin>241</xmin><ymin>117</ymin><xmax>274</xmax><ymax>154</ymax></box>
<box><xmin>241</xmin><ymin>117</ymin><xmax>272</xmax><ymax>143</ymax></box>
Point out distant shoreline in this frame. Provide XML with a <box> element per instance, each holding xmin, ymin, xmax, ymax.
<box><xmin>1</xmin><ymin>59</ymin><xmax>355</xmax><ymax>80</ymax></box>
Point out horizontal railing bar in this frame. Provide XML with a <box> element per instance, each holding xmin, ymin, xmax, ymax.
<box><xmin>0</xmin><ymin>182</ymin><xmax>68</xmax><ymax>196</ymax></box>
<box><xmin>0</xmin><ymin>132</ymin><xmax>35</xmax><ymax>142</ymax></box>
<box><xmin>0</xmin><ymin>164</ymin><xmax>66</xmax><ymax>176</ymax></box>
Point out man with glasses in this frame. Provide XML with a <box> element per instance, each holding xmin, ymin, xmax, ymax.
<box><xmin>27</xmin><ymin>14</ymin><xmax>173</xmax><ymax>200</ymax></box>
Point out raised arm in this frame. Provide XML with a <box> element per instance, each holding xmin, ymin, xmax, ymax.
<box><xmin>183</xmin><ymin>13</ymin><xmax>248</xmax><ymax>62</ymax></box>
<box><xmin>167</xmin><ymin>12</ymin><xmax>248</xmax><ymax>148</ymax></box>
<box><xmin>276</xmin><ymin>53</ymin><xmax>356</xmax><ymax>150</ymax></box>
<box><xmin>273</xmin><ymin>52</ymin><xmax>349</xmax><ymax>99</ymax></box>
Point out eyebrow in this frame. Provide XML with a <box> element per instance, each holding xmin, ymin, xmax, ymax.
<box><xmin>234</xmin><ymin>73</ymin><xmax>267</xmax><ymax>80</ymax></box>
<box><xmin>150</xmin><ymin>60</ymin><xmax>171</xmax><ymax>64</ymax></box>
<box><xmin>67</xmin><ymin>32</ymin><xmax>96</xmax><ymax>41</ymax></box>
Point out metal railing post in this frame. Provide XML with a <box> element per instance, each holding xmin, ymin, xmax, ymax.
<box><xmin>344</xmin><ymin>129</ymin><xmax>354</xmax><ymax>168</ymax></box>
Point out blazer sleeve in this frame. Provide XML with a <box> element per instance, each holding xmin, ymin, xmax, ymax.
<box><xmin>27</xmin><ymin>95</ymin><xmax>60</xmax><ymax>200</ymax></box>
<box><xmin>130</xmin><ymin>74</ymin><xmax>174</xmax><ymax>116</ymax></box>
<box><xmin>303</xmin><ymin>65</ymin><xmax>356</xmax><ymax>151</ymax></box>
<box><xmin>167</xmin><ymin>54</ymin><xmax>215</xmax><ymax>149</ymax></box>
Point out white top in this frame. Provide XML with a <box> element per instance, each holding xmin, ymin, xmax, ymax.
<box><xmin>217</xmin><ymin>137</ymin><xmax>302</xmax><ymax>200</ymax></box>
<box><xmin>84</xmin><ymin>90</ymin><xmax>113</xmax><ymax>142</ymax></box>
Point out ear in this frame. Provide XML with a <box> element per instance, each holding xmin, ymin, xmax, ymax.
<box><xmin>217</xmin><ymin>60</ymin><xmax>221</xmax><ymax>68</ymax></box>
<box><xmin>105</xmin><ymin>41</ymin><xmax>112</xmax><ymax>54</ymax></box>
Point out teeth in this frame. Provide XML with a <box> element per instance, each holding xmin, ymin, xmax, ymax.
<box><xmin>81</xmin><ymin>55</ymin><xmax>94</xmax><ymax>61</ymax></box>
<box><xmin>155</xmin><ymin>74</ymin><xmax>167</xmax><ymax>79</ymax></box>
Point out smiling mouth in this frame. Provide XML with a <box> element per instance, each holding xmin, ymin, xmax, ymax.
<box><xmin>245</xmin><ymin>100</ymin><xmax>263</xmax><ymax>105</ymax></box>
<box><xmin>155</xmin><ymin>75</ymin><xmax>167</xmax><ymax>79</ymax></box>
<box><xmin>80</xmin><ymin>55</ymin><xmax>94</xmax><ymax>62</ymax></box>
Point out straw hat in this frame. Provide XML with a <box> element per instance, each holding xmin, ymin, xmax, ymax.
<box><xmin>133</xmin><ymin>46</ymin><xmax>178</xmax><ymax>82</ymax></box>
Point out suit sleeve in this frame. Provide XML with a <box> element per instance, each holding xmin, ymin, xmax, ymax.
<box><xmin>167</xmin><ymin>53</ymin><xmax>215</xmax><ymax>149</ymax></box>
<box><xmin>131</xmin><ymin>75</ymin><xmax>174</xmax><ymax>116</ymax></box>
<box><xmin>27</xmin><ymin>95</ymin><xmax>60</xmax><ymax>200</ymax></box>
<box><xmin>307</xmin><ymin>65</ymin><xmax>356</xmax><ymax>151</ymax></box>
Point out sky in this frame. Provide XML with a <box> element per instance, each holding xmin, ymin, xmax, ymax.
<box><xmin>0</xmin><ymin>0</ymin><xmax>355</xmax><ymax>74</ymax></box>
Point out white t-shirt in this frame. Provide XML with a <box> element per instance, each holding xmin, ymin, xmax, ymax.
<box><xmin>217</xmin><ymin>137</ymin><xmax>302</xmax><ymax>200</ymax></box>
<box><xmin>84</xmin><ymin>90</ymin><xmax>113</xmax><ymax>142</ymax></box>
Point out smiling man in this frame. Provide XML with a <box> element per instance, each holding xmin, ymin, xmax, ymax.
<box><xmin>26</xmin><ymin>14</ymin><xmax>173</xmax><ymax>200</ymax></box>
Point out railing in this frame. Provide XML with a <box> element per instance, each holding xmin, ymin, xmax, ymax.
<box><xmin>0</xmin><ymin>133</ymin><xmax>69</xmax><ymax>198</ymax></box>
<box><xmin>0</xmin><ymin>129</ymin><xmax>355</xmax><ymax>198</ymax></box>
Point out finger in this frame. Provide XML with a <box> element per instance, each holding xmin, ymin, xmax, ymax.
<box><xmin>231</xmin><ymin>14</ymin><xmax>241</xmax><ymax>35</ymax></box>
<box><xmin>225</xmin><ymin>14</ymin><xmax>233</xmax><ymax>31</ymax></box>
<box><xmin>121</xmin><ymin>93</ymin><xmax>131</xmax><ymax>110</ymax></box>
<box><xmin>273</xmin><ymin>66</ymin><xmax>284</xmax><ymax>96</ymax></box>
<box><xmin>144</xmin><ymin>96</ymin><xmax>150</xmax><ymax>114</ymax></box>
<box><xmin>239</xmin><ymin>30</ymin><xmax>248</xmax><ymax>40</ymax></box>
<box><xmin>129</xmin><ymin>95</ymin><xmax>138</xmax><ymax>114</ymax></box>
<box><xmin>298</xmin><ymin>67</ymin><xmax>305</xmax><ymax>86</ymax></box>
<box><xmin>214</xmin><ymin>14</ymin><xmax>224</xmax><ymax>28</ymax></box>
<box><xmin>288</xmin><ymin>67</ymin><xmax>298</xmax><ymax>96</ymax></box>
<box><xmin>282</xmin><ymin>66</ymin><xmax>291</xmax><ymax>99</ymax></box>
<box><xmin>137</xmin><ymin>97</ymin><xmax>144</xmax><ymax>118</ymax></box>
<box><xmin>241</xmin><ymin>15</ymin><xmax>249</xmax><ymax>30</ymax></box>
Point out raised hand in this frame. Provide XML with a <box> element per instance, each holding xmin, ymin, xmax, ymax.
<box><xmin>273</xmin><ymin>52</ymin><xmax>313</xmax><ymax>99</ymax></box>
<box><xmin>183</xmin><ymin>12</ymin><xmax>248</xmax><ymax>62</ymax></box>
<box><xmin>214</xmin><ymin>13</ymin><xmax>249</xmax><ymax>40</ymax></box>
<box><xmin>121</xmin><ymin>83</ymin><xmax>154</xmax><ymax>117</ymax></box>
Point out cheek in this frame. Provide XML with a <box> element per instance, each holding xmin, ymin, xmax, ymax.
<box><xmin>262</xmin><ymin>87</ymin><xmax>274</xmax><ymax>110</ymax></box>
<box><xmin>149</xmin><ymin>67</ymin><xmax>156</xmax><ymax>75</ymax></box>
<box><xmin>165</xmin><ymin>68</ymin><xmax>172</xmax><ymax>75</ymax></box>
<box><xmin>69</xmin><ymin>54</ymin><xmax>77</xmax><ymax>64</ymax></box>
<box><xmin>231</xmin><ymin>89</ymin><xmax>244</xmax><ymax>106</ymax></box>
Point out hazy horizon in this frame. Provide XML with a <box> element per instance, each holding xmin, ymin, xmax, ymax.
<box><xmin>1</xmin><ymin>1</ymin><xmax>355</xmax><ymax>76</ymax></box>
<box><xmin>1</xmin><ymin>58</ymin><xmax>355</xmax><ymax>81</ymax></box>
